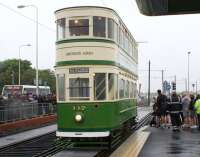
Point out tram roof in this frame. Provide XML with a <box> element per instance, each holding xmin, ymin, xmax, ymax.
<box><xmin>55</xmin><ymin>6</ymin><xmax>117</xmax><ymax>14</ymax></box>
<box><xmin>55</xmin><ymin>6</ymin><xmax>137</xmax><ymax>44</ymax></box>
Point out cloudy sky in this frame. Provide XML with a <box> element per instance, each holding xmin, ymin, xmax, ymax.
<box><xmin>0</xmin><ymin>0</ymin><xmax>200</xmax><ymax>93</ymax></box>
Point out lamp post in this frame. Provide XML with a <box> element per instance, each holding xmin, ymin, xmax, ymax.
<box><xmin>18</xmin><ymin>44</ymin><xmax>31</xmax><ymax>85</ymax></box>
<box><xmin>187</xmin><ymin>51</ymin><xmax>191</xmax><ymax>93</ymax></box>
<box><xmin>18</xmin><ymin>5</ymin><xmax>39</xmax><ymax>95</ymax></box>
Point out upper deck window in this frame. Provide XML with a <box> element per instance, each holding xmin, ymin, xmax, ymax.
<box><xmin>57</xmin><ymin>18</ymin><xmax>65</xmax><ymax>40</ymax></box>
<box><xmin>108</xmin><ymin>18</ymin><xmax>118</xmax><ymax>42</ymax></box>
<box><xmin>69</xmin><ymin>19</ymin><xmax>89</xmax><ymax>36</ymax></box>
<box><xmin>93</xmin><ymin>16</ymin><xmax>106</xmax><ymax>37</ymax></box>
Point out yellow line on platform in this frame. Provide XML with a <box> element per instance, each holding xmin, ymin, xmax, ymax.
<box><xmin>110</xmin><ymin>126</ymin><xmax>150</xmax><ymax>157</ymax></box>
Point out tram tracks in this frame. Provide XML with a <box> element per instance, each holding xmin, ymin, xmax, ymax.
<box><xmin>0</xmin><ymin>112</ymin><xmax>152</xmax><ymax>157</ymax></box>
<box><xmin>0</xmin><ymin>132</ymin><xmax>67</xmax><ymax>157</ymax></box>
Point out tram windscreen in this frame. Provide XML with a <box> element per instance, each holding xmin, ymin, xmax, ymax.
<box><xmin>2</xmin><ymin>85</ymin><xmax>22</xmax><ymax>97</ymax></box>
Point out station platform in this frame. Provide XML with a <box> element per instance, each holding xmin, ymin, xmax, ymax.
<box><xmin>0</xmin><ymin>124</ymin><xmax>56</xmax><ymax>148</ymax></box>
<box><xmin>111</xmin><ymin>125</ymin><xmax>200</xmax><ymax>157</ymax></box>
<box><xmin>139</xmin><ymin>126</ymin><xmax>200</xmax><ymax>157</ymax></box>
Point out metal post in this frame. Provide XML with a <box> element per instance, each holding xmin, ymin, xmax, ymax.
<box><xmin>18</xmin><ymin>44</ymin><xmax>31</xmax><ymax>85</ymax></box>
<box><xmin>161</xmin><ymin>70</ymin><xmax>164</xmax><ymax>92</ymax></box>
<box><xmin>35</xmin><ymin>6</ymin><xmax>39</xmax><ymax>96</ymax></box>
<box><xmin>174</xmin><ymin>75</ymin><xmax>176</xmax><ymax>92</ymax></box>
<box><xmin>188</xmin><ymin>52</ymin><xmax>191</xmax><ymax>93</ymax></box>
<box><xmin>148</xmin><ymin>60</ymin><xmax>151</xmax><ymax>106</ymax></box>
<box><xmin>196</xmin><ymin>81</ymin><xmax>198</xmax><ymax>95</ymax></box>
<box><xmin>17</xmin><ymin>4</ymin><xmax>38</xmax><ymax>95</ymax></box>
<box><xmin>18</xmin><ymin>47</ymin><xmax>21</xmax><ymax>85</ymax></box>
<box><xmin>185</xmin><ymin>78</ymin><xmax>187</xmax><ymax>92</ymax></box>
<box><xmin>11</xmin><ymin>71</ymin><xmax>15</xmax><ymax>85</ymax></box>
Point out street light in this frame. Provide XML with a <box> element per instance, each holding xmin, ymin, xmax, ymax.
<box><xmin>18</xmin><ymin>4</ymin><xmax>39</xmax><ymax>96</ymax></box>
<box><xmin>187</xmin><ymin>51</ymin><xmax>191</xmax><ymax>93</ymax></box>
<box><xmin>18</xmin><ymin>44</ymin><xmax>31</xmax><ymax>85</ymax></box>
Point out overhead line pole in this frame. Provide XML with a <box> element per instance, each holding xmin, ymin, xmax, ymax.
<box><xmin>161</xmin><ymin>70</ymin><xmax>164</xmax><ymax>92</ymax></box>
<box><xmin>147</xmin><ymin>60</ymin><xmax>151</xmax><ymax>106</ymax></box>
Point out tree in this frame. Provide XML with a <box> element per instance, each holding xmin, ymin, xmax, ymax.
<box><xmin>0</xmin><ymin>59</ymin><xmax>56</xmax><ymax>94</ymax></box>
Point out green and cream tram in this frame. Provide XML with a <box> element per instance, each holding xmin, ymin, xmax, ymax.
<box><xmin>55</xmin><ymin>6</ymin><xmax>138</xmax><ymax>144</ymax></box>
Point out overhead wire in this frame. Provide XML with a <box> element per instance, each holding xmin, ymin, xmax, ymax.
<box><xmin>0</xmin><ymin>2</ymin><xmax>55</xmax><ymax>32</ymax></box>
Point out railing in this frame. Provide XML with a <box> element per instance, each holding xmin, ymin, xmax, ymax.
<box><xmin>0</xmin><ymin>101</ymin><xmax>56</xmax><ymax>123</ymax></box>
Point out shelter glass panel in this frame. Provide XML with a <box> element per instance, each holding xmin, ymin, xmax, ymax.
<box><xmin>57</xmin><ymin>18</ymin><xmax>65</xmax><ymax>40</ymax></box>
<box><xmin>69</xmin><ymin>19</ymin><xmax>89</xmax><ymax>36</ymax></box>
<box><xmin>94</xmin><ymin>73</ymin><xmax>106</xmax><ymax>100</ymax></box>
<box><xmin>93</xmin><ymin>16</ymin><xmax>106</xmax><ymax>37</ymax></box>
<box><xmin>69</xmin><ymin>78</ymin><xmax>90</xmax><ymax>100</ymax></box>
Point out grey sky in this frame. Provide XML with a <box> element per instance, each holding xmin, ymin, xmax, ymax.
<box><xmin>0</xmin><ymin>0</ymin><xmax>200</xmax><ymax>92</ymax></box>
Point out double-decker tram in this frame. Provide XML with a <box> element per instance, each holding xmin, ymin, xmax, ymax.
<box><xmin>55</xmin><ymin>6</ymin><xmax>138</xmax><ymax>148</ymax></box>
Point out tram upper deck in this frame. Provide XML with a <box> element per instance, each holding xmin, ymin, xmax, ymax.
<box><xmin>55</xmin><ymin>6</ymin><xmax>138</xmax><ymax>76</ymax></box>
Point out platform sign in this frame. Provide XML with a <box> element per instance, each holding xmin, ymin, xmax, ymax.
<box><xmin>167</xmin><ymin>83</ymin><xmax>171</xmax><ymax>90</ymax></box>
<box><xmin>163</xmin><ymin>81</ymin><xmax>168</xmax><ymax>91</ymax></box>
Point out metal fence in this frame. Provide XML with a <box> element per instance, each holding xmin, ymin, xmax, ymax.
<box><xmin>0</xmin><ymin>101</ymin><xmax>56</xmax><ymax>123</ymax></box>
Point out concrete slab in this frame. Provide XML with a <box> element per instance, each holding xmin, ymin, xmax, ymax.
<box><xmin>139</xmin><ymin>126</ymin><xmax>200</xmax><ymax>157</ymax></box>
<box><xmin>53</xmin><ymin>150</ymin><xmax>98</xmax><ymax>157</ymax></box>
<box><xmin>110</xmin><ymin>126</ymin><xmax>150</xmax><ymax>157</ymax></box>
<box><xmin>0</xmin><ymin>124</ymin><xmax>56</xmax><ymax>148</ymax></box>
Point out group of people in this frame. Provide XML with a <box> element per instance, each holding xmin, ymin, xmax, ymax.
<box><xmin>152</xmin><ymin>89</ymin><xmax>200</xmax><ymax>131</ymax></box>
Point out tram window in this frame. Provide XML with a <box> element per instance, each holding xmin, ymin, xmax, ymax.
<box><xmin>125</xmin><ymin>81</ymin><xmax>130</xmax><ymax>98</ymax></box>
<box><xmin>57</xmin><ymin>18</ymin><xmax>65</xmax><ymax>40</ymax></box>
<box><xmin>57</xmin><ymin>74</ymin><xmax>65</xmax><ymax>101</ymax></box>
<box><xmin>115</xmin><ymin>74</ymin><xmax>118</xmax><ymax>99</ymax></box>
<box><xmin>119</xmin><ymin>79</ymin><xmax>125</xmax><ymax>99</ymax></box>
<box><xmin>94</xmin><ymin>73</ymin><xmax>106</xmax><ymax>100</ymax></box>
<box><xmin>69</xmin><ymin>19</ymin><xmax>89</xmax><ymax>36</ymax></box>
<box><xmin>119</xmin><ymin>28</ymin><xmax>123</xmax><ymax>47</ymax></box>
<box><xmin>93</xmin><ymin>16</ymin><xmax>106</xmax><ymax>37</ymax></box>
<box><xmin>108</xmin><ymin>73</ymin><xmax>115</xmax><ymax>100</ymax></box>
<box><xmin>108</xmin><ymin>18</ymin><xmax>118</xmax><ymax>42</ymax></box>
<box><xmin>133</xmin><ymin>83</ymin><xmax>137</xmax><ymax>98</ymax></box>
<box><xmin>124</xmin><ymin>33</ymin><xmax>129</xmax><ymax>52</ymax></box>
<box><xmin>130</xmin><ymin>82</ymin><xmax>134</xmax><ymax>98</ymax></box>
<box><xmin>129</xmin><ymin>42</ymin><xmax>133</xmax><ymax>56</ymax></box>
<box><xmin>69</xmin><ymin>78</ymin><xmax>90</xmax><ymax>100</ymax></box>
<box><xmin>122</xmin><ymin>31</ymin><xmax>126</xmax><ymax>49</ymax></box>
<box><xmin>108</xmin><ymin>18</ymin><xmax>114</xmax><ymax>40</ymax></box>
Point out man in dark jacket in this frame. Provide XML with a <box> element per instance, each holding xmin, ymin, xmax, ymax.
<box><xmin>168</xmin><ymin>92</ymin><xmax>182</xmax><ymax>131</ymax></box>
<box><xmin>156</xmin><ymin>89</ymin><xmax>167</xmax><ymax>127</ymax></box>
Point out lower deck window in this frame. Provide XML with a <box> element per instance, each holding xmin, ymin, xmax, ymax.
<box><xmin>94</xmin><ymin>73</ymin><xmax>106</xmax><ymax>100</ymax></box>
<box><xmin>57</xmin><ymin>74</ymin><xmax>65</xmax><ymax>101</ymax></box>
<box><xmin>119</xmin><ymin>79</ymin><xmax>125</xmax><ymax>99</ymax></box>
<box><xmin>69</xmin><ymin>78</ymin><xmax>90</xmax><ymax>100</ymax></box>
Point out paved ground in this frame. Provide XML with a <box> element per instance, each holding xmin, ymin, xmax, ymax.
<box><xmin>53</xmin><ymin>150</ymin><xmax>98</xmax><ymax>157</ymax></box>
<box><xmin>139</xmin><ymin>126</ymin><xmax>200</xmax><ymax>157</ymax></box>
<box><xmin>0</xmin><ymin>124</ymin><xmax>56</xmax><ymax>148</ymax></box>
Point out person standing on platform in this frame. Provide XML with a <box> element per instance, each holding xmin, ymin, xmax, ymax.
<box><xmin>194</xmin><ymin>94</ymin><xmax>200</xmax><ymax>130</ymax></box>
<box><xmin>181</xmin><ymin>94</ymin><xmax>191</xmax><ymax>127</ymax></box>
<box><xmin>168</xmin><ymin>92</ymin><xmax>182</xmax><ymax>132</ymax></box>
<box><xmin>156</xmin><ymin>89</ymin><xmax>167</xmax><ymax>127</ymax></box>
<box><xmin>189</xmin><ymin>94</ymin><xmax>197</xmax><ymax>128</ymax></box>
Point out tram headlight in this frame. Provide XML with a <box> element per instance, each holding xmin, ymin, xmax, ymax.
<box><xmin>75</xmin><ymin>114</ymin><xmax>82</xmax><ymax>122</ymax></box>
